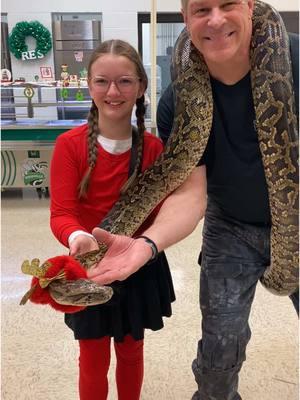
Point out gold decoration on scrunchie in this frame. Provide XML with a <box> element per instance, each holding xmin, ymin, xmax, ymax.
<box><xmin>21</xmin><ymin>258</ymin><xmax>47</xmax><ymax>277</ymax></box>
<box><xmin>20</xmin><ymin>259</ymin><xmax>65</xmax><ymax>305</ymax></box>
<box><xmin>39</xmin><ymin>270</ymin><xmax>65</xmax><ymax>288</ymax></box>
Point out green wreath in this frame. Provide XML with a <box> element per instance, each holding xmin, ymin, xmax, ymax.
<box><xmin>9</xmin><ymin>21</ymin><xmax>52</xmax><ymax>60</ymax></box>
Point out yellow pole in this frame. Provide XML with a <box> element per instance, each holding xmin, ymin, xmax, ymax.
<box><xmin>150</xmin><ymin>0</ymin><xmax>157</xmax><ymax>132</ymax></box>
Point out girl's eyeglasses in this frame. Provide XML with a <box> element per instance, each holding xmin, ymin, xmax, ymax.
<box><xmin>90</xmin><ymin>75</ymin><xmax>141</xmax><ymax>93</ymax></box>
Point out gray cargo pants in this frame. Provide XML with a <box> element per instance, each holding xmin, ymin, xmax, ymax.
<box><xmin>192</xmin><ymin>200</ymin><xmax>298</xmax><ymax>400</ymax></box>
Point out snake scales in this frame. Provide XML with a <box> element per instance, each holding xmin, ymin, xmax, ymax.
<box><xmin>21</xmin><ymin>0</ymin><xmax>298</xmax><ymax>307</ymax></box>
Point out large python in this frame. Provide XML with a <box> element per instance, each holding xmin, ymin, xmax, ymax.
<box><xmin>21</xmin><ymin>0</ymin><xmax>298</xmax><ymax>307</ymax></box>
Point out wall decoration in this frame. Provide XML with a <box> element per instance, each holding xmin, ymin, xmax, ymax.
<box><xmin>24</xmin><ymin>85</ymin><xmax>35</xmax><ymax>99</ymax></box>
<box><xmin>60</xmin><ymin>64</ymin><xmax>70</xmax><ymax>86</ymax></box>
<box><xmin>1</xmin><ymin>69</ymin><xmax>12</xmax><ymax>82</ymax></box>
<box><xmin>60</xmin><ymin>87</ymin><xmax>69</xmax><ymax>100</ymax></box>
<box><xmin>69</xmin><ymin>74</ymin><xmax>78</xmax><ymax>84</ymax></box>
<box><xmin>1</xmin><ymin>151</ymin><xmax>17</xmax><ymax>186</ymax></box>
<box><xmin>76</xmin><ymin>89</ymin><xmax>84</xmax><ymax>101</ymax></box>
<box><xmin>21</xmin><ymin>159</ymin><xmax>48</xmax><ymax>186</ymax></box>
<box><xmin>23</xmin><ymin>85</ymin><xmax>35</xmax><ymax>118</ymax></box>
<box><xmin>9</xmin><ymin>21</ymin><xmax>52</xmax><ymax>61</ymax></box>
<box><xmin>74</xmin><ymin>51</ymin><xmax>83</xmax><ymax>62</ymax></box>
<box><xmin>40</xmin><ymin>66</ymin><xmax>53</xmax><ymax>79</ymax></box>
<box><xmin>79</xmin><ymin>68</ymin><xmax>88</xmax><ymax>86</ymax></box>
<box><xmin>79</xmin><ymin>68</ymin><xmax>88</xmax><ymax>79</ymax></box>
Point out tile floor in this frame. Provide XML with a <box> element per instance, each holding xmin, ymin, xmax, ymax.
<box><xmin>1</xmin><ymin>189</ymin><xmax>299</xmax><ymax>400</ymax></box>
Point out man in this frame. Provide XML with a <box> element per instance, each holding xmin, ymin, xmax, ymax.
<box><xmin>88</xmin><ymin>1</ymin><xmax>299</xmax><ymax>399</ymax></box>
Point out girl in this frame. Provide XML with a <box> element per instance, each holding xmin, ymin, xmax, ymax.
<box><xmin>50</xmin><ymin>40</ymin><xmax>175</xmax><ymax>400</ymax></box>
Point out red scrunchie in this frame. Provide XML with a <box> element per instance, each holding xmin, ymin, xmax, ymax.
<box><xmin>30</xmin><ymin>255</ymin><xmax>87</xmax><ymax>313</ymax></box>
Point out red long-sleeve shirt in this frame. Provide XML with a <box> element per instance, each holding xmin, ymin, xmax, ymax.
<box><xmin>50</xmin><ymin>124</ymin><xmax>164</xmax><ymax>248</ymax></box>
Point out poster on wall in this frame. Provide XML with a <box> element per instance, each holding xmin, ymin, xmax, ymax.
<box><xmin>40</xmin><ymin>67</ymin><xmax>53</xmax><ymax>79</ymax></box>
<box><xmin>74</xmin><ymin>51</ymin><xmax>83</xmax><ymax>62</ymax></box>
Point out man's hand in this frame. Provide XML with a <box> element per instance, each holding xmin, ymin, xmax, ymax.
<box><xmin>87</xmin><ymin>228</ymin><xmax>153</xmax><ymax>285</ymax></box>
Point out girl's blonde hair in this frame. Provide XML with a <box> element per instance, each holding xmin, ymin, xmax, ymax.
<box><xmin>78</xmin><ymin>40</ymin><xmax>148</xmax><ymax>198</ymax></box>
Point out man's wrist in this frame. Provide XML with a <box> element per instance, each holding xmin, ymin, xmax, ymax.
<box><xmin>136</xmin><ymin>235</ymin><xmax>159</xmax><ymax>260</ymax></box>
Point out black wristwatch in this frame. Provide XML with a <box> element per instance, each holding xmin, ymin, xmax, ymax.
<box><xmin>136</xmin><ymin>235</ymin><xmax>158</xmax><ymax>260</ymax></box>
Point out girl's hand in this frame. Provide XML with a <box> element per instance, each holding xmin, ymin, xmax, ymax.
<box><xmin>69</xmin><ymin>234</ymin><xmax>99</xmax><ymax>256</ymax></box>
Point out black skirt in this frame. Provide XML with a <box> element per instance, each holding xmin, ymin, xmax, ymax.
<box><xmin>65</xmin><ymin>251</ymin><xmax>175</xmax><ymax>342</ymax></box>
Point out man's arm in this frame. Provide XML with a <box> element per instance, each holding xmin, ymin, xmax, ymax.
<box><xmin>88</xmin><ymin>166</ymin><xmax>206</xmax><ymax>284</ymax></box>
<box><xmin>141</xmin><ymin>165</ymin><xmax>206</xmax><ymax>251</ymax></box>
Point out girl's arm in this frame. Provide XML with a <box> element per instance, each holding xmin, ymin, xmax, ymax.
<box><xmin>50</xmin><ymin>133</ymin><xmax>92</xmax><ymax>249</ymax></box>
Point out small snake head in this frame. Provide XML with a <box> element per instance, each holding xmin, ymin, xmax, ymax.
<box><xmin>75</xmin><ymin>242</ymin><xmax>108</xmax><ymax>270</ymax></box>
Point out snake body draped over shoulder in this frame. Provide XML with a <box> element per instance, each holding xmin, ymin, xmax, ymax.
<box><xmin>21</xmin><ymin>1</ymin><xmax>298</xmax><ymax>307</ymax></box>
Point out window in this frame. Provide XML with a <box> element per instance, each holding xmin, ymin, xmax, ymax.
<box><xmin>138</xmin><ymin>13</ymin><xmax>184</xmax><ymax>118</ymax></box>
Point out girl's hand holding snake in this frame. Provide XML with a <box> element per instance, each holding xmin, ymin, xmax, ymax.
<box><xmin>69</xmin><ymin>234</ymin><xmax>99</xmax><ymax>257</ymax></box>
<box><xmin>87</xmin><ymin>228</ymin><xmax>153</xmax><ymax>285</ymax></box>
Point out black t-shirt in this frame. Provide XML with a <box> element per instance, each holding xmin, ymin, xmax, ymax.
<box><xmin>200</xmin><ymin>73</ymin><xmax>271</xmax><ymax>224</ymax></box>
<box><xmin>157</xmin><ymin>74</ymin><xmax>271</xmax><ymax>225</ymax></box>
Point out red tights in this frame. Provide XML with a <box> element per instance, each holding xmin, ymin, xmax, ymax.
<box><xmin>79</xmin><ymin>335</ymin><xmax>144</xmax><ymax>400</ymax></box>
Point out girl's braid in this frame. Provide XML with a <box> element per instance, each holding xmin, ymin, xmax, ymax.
<box><xmin>78</xmin><ymin>100</ymin><xmax>99</xmax><ymax>198</ymax></box>
<box><xmin>120</xmin><ymin>95</ymin><xmax>146</xmax><ymax>194</ymax></box>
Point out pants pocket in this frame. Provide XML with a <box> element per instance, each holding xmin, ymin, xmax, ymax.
<box><xmin>199</xmin><ymin>326</ymin><xmax>251</xmax><ymax>371</ymax></box>
<box><xmin>200</xmin><ymin>256</ymin><xmax>264</xmax><ymax>312</ymax></box>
